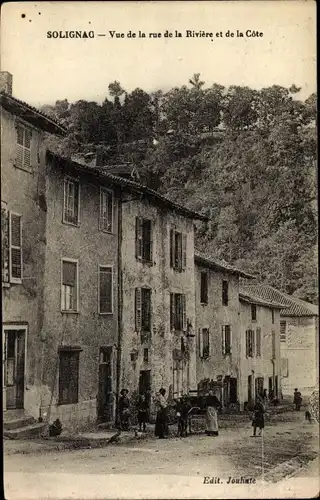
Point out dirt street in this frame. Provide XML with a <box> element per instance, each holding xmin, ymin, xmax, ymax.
<box><xmin>4</xmin><ymin>411</ymin><xmax>319</xmax><ymax>499</ymax></box>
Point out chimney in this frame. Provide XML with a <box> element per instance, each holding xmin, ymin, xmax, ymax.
<box><xmin>0</xmin><ymin>71</ymin><xmax>13</xmax><ymax>95</ymax></box>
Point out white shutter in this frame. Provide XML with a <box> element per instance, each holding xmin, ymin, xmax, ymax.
<box><xmin>199</xmin><ymin>328</ymin><xmax>203</xmax><ymax>357</ymax></box>
<box><xmin>9</xmin><ymin>212</ymin><xmax>22</xmax><ymax>282</ymax></box>
<box><xmin>221</xmin><ymin>325</ymin><xmax>225</xmax><ymax>355</ymax></box>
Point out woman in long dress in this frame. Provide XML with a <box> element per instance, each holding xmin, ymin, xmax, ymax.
<box><xmin>155</xmin><ymin>388</ymin><xmax>168</xmax><ymax>439</ymax></box>
<box><xmin>205</xmin><ymin>390</ymin><xmax>222</xmax><ymax>436</ymax></box>
<box><xmin>252</xmin><ymin>396</ymin><xmax>265</xmax><ymax>437</ymax></box>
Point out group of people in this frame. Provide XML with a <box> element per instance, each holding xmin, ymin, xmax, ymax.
<box><xmin>118</xmin><ymin>386</ymin><xmax>304</xmax><ymax>439</ymax></box>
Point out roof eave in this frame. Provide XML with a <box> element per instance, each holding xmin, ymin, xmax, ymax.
<box><xmin>195</xmin><ymin>255</ymin><xmax>255</xmax><ymax>279</ymax></box>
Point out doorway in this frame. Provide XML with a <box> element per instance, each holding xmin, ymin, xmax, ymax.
<box><xmin>4</xmin><ymin>328</ymin><xmax>26</xmax><ymax>409</ymax></box>
<box><xmin>255</xmin><ymin>377</ymin><xmax>264</xmax><ymax>399</ymax></box>
<box><xmin>248</xmin><ymin>375</ymin><xmax>253</xmax><ymax>405</ymax></box>
<box><xmin>139</xmin><ymin>370</ymin><xmax>151</xmax><ymax>414</ymax></box>
<box><xmin>97</xmin><ymin>346</ymin><xmax>113</xmax><ymax>422</ymax></box>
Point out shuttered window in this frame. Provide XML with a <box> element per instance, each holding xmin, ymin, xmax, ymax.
<box><xmin>272</xmin><ymin>330</ymin><xmax>276</xmax><ymax>359</ymax></box>
<box><xmin>135</xmin><ymin>217</ymin><xmax>153</xmax><ymax>262</ymax></box>
<box><xmin>170</xmin><ymin>293</ymin><xmax>186</xmax><ymax>331</ymax></box>
<box><xmin>200</xmin><ymin>328</ymin><xmax>210</xmax><ymax>358</ymax></box>
<box><xmin>280</xmin><ymin>321</ymin><xmax>287</xmax><ymax>342</ymax></box>
<box><xmin>99</xmin><ymin>266</ymin><xmax>113</xmax><ymax>314</ymax></box>
<box><xmin>200</xmin><ymin>272</ymin><xmax>208</xmax><ymax>304</ymax></box>
<box><xmin>256</xmin><ymin>327</ymin><xmax>261</xmax><ymax>357</ymax></box>
<box><xmin>222</xmin><ymin>325</ymin><xmax>232</xmax><ymax>355</ymax></box>
<box><xmin>246</xmin><ymin>329</ymin><xmax>254</xmax><ymax>357</ymax></box>
<box><xmin>61</xmin><ymin>260</ymin><xmax>78</xmax><ymax>312</ymax></box>
<box><xmin>135</xmin><ymin>288</ymin><xmax>152</xmax><ymax>332</ymax></box>
<box><xmin>15</xmin><ymin>124</ymin><xmax>31</xmax><ymax>171</ymax></box>
<box><xmin>58</xmin><ymin>349</ymin><xmax>80</xmax><ymax>404</ymax></box>
<box><xmin>99</xmin><ymin>188</ymin><xmax>113</xmax><ymax>233</ymax></box>
<box><xmin>251</xmin><ymin>304</ymin><xmax>257</xmax><ymax>321</ymax></box>
<box><xmin>222</xmin><ymin>280</ymin><xmax>229</xmax><ymax>305</ymax></box>
<box><xmin>63</xmin><ymin>178</ymin><xmax>80</xmax><ymax>225</ymax></box>
<box><xmin>2</xmin><ymin>202</ymin><xmax>9</xmax><ymax>283</ymax></box>
<box><xmin>9</xmin><ymin>213</ymin><xmax>22</xmax><ymax>282</ymax></box>
<box><xmin>170</xmin><ymin>229</ymin><xmax>187</xmax><ymax>271</ymax></box>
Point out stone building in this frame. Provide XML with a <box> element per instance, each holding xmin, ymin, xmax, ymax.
<box><xmin>241</xmin><ymin>285</ymin><xmax>318</xmax><ymax>398</ymax></box>
<box><xmin>120</xmin><ymin>194</ymin><xmax>207</xmax><ymax>411</ymax></box>
<box><xmin>239</xmin><ymin>287</ymin><xmax>286</xmax><ymax>408</ymax></box>
<box><xmin>194</xmin><ymin>252</ymin><xmax>254</xmax><ymax>407</ymax></box>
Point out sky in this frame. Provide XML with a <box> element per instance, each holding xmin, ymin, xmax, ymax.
<box><xmin>1</xmin><ymin>1</ymin><xmax>316</xmax><ymax>107</ymax></box>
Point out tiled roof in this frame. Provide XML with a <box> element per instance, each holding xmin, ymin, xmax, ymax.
<box><xmin>194</xmin><ymin>251</ymin><xmax>255</xmax><ymax>279</ymax></box>
<box><xmin>46</xmin><ymin>151</ymin><xmax>208</xmax><ymax>221</ymax></box>
<box><xmin>239</xmin><ymin>291</ymin><xmax>288</xmax><ymax>309</ymax></box>
<box><xmin>0</xmin><ymin>92</ymin><xmax>66</xmax><ymax>136</ymax></box>
<box><xmin>241</xmin><ymin>284</ymin><xmax>318</xmax><ymax>317</ymax></box>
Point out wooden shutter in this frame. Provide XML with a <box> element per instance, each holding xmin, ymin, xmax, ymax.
<box><xmin>252</xmin><ymin>329</ymin><xmax>255</xmax><ymax>356</ymax></box>
<box><xmin>182</xmin><ymin>294</ymin><xmax>187</xmax><ymax>330</ymax></box>
<box><xmin>170</xmin><ymin>293</ymin><xmax>175</xmax><ymax>330</ymax></box>
<box><xmin>225</xmin><ymin>325</ymin><xmax>231</xmax><ymax>354</ymax></box>
<box><xmin>246</xmin><ymin>330</ymin><xmax>249</xmax><ymax>357</ymax></box>
<box><xmin>135</xmin><ymin>288</ymin><xmax>142</xmax><ymax>331</ymax></box>
<box><xmin>16</xmin><ymin>125</ymin><xmax>24</xmax><ymax>169</ymax></box>
<box><xmin>272</xmin><ymin>330</ymin><xmax>276</xmax><ymax>359</ymax></box>
<box><xmin>182</xmin><ymin>234</ymin><xmax>187</xmax><ymax>270</ymax></box>
<box><xmin>1</xmin><ymin>202</ymin><xmax>9</xmax><ymax>283</ymax></box>
<box><xmin>135</xmin><ymin>217</ymin><xmax>143</xmax><ymax>259</ymax></box>
<box><xmin>256</xmin><ymin>327</ymin><xmax>261</xmax><ymax>356</ymax></box>
<box><xmin>24</xmin><ymin>128</ymin><xmax>31</xmax><ymax>169</ymax></box>
<box><xmin>9</xmin><ymin>213</ymin><xmax>22</xmax><ymax>281</ymax></box>
<box><xmin>149</xmin><ymin>220</ymin><xmax>153</xmax><ymax>262</ymax></box>
<box><xmin>221</xmin><ymin>325</ymin><xmax>225</xmax><ymax>355</ymax></box>
<box><xmin>199</xmin><ymin>328</ymin><xmax>203</xmax><ymax>357</ymax></box>
<box><xmin>170</xmin><ymin>229</ymin><xmax>174</xmax><ymax>267</ymax></box>
<box><xmin>107</xmin><ymin>191</ymin><xmax>113</xmax><ymax>232</ymax></box>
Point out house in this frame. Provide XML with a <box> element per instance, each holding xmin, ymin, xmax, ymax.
<box><xmin>239</xmin><ymin>287</ymin><xmax>287</xmax><ymax>408</ymax></box>
<box><xmin>194</xmin><ymin>252</ymin><xmax>254</xmax><ymax>407</ymax></box>
<box><xmin>1</xmin><ymin>73</ymin><xmax>66</xmax><ymax>425</ymax></box>
<box><xmin>241</xmin><ymin>285</ymin><xmax>319</xmax><ymax>398</ymax></box>
<box><xmin>1</xmin><ymin>72</ymin><xmax>207</xmax><ymax>432</ymax></box>
<box><xmin>120</xmin><ymin>188</ymin><xmax>207</xmax><ymax>412</ymax></box>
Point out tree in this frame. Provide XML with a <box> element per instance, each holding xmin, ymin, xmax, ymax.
<box><xmin>189</xmin><ymin>73</ymin><xmax>205</xmax><ymax>90</ymax></box>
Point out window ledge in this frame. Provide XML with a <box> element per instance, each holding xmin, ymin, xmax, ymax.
<box><xmin>57</xmin><ymin>401</ymin><xmax>79</xmax><ymax>406</ymax></box>
<box><xmin>61</xmin><ymin>310</ymin><xmax>79</xmax><ymax>315</ymax></box>
<box><xmin>200</xmin><ymin>302</ymin><xmax>208</xmax><ymax>306</ymax></box>
<box><xmin>136</xmin><ymin>258</ymin><xmax>154</xmax><ymax>266</ymax></box>
<box><xmin>10</xmin><ymin>279</ymin><xmax>22</xmax><ymax>285</ymax></box>
<box><xmin>13</xmin><ymin>163</ymin><xmax>33</xmax><ymax>174</ymax></box>
<box><xmin>62</xmin><ymin>220</ymin><xmax>80</xmax><ymax>228</ymax></box>
<box><xmin>100</xmin><ymin>229</ymin><xmax>115</xmax><ymax>235</ymax></box>
<box><xmin>98</xmin><ymin>312</ymin><xmax>113</xmax><ymax>316</ymax></box>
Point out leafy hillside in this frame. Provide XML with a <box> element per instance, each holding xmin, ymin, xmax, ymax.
<box><xmin>42</xmin><ymin>76</ymin><xmax>318</xmax><ymax>303</ymax></box>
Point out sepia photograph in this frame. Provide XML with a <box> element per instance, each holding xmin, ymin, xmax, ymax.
<box><xmin>1</xmin><ymin>1</ymin><xmax>318</xmax><ymax>498</ymax></box>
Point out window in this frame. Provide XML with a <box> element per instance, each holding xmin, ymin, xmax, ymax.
<box><xmin>99</xmin><ymin>266</ymin><xmax>113</xmax><ymax>314</ymax></box>
<box><xmin>280</xmin><ymin>321</ymin><xmax>286</xmax><ymax>342</ymax></box>
<box><xmin>246</xmin><ymin>329</ymin><xmax>255</xmax><ymax>357</ymax></box>
<box><xmin>58</xmin><ymin>348</ymin><xmax>80</xmax><ymax>404</ymax></box>
<box><xmin>170</xmin><ymin>293</ymin><xmax>186</xmax><ymax>331</ymax></box>
<box><xmin>272</xmin><ymin>330</ymin><xmax>276</xmax><ymax>359</ymax></box>
<box><xmin>170</xmin><ymin>229</ymin><xmax>187</xmax><ymax>271</ymax></box>
<box><xmin>251</xmin><ymin>304</ymin><xmax>257</xmax><ymax>321</ymax></box>
<box><xmin>136</xmin><ymin>217</ymin><xmax>153</xmax><ymax>262</ymax></box>
<box><xmin>281</xmin><ymin>358</ymin><xmax>289</xmax><ymax>377</ymax></box>
<box><xmin>9</xmin><ymin>213</ymin><xmax>22</xmax><ymax>282</ymax></box>
<box><xmin>222</xmin><ymin>280</ymin><xmax>228</xmax><ymax>306</ymax></box>
<box><xmin>61</xmin><ymin>260</ymin><xmax>78</xmax><ymax>312</ymax></box>
<box><xmin>15</xmin><ymin>124</ymin><xmax>31</xmax><ymax>171</ymax></box>
<box><xmin>256</xmin><ymin>327</ymin><xmax>261</xmax><ymax>357</ymax></box>
<box><xmin>100</xmin><ymin>188</ymin><xmax>113</xmax><ymax>232</ymax></box>
<box><xmin>222</xmin><ymin>325</ymin><xmax>232</xmax><ymax>355</ymax></box>
<box><xmin>143</xmin><ymin>348</ymin><xmax>149</xmax><ymax>362</ymax></box>
<box><xmin>63</xmin><ymin>178</ymin><xmax>80</xmax><ymax>225</ymax></box>
<box><xmin>135</xmin><ymin>288</ymin><xmax>152</xmax><ymax>332</ymax></box>
<box><xmin>271</xmin><ymin>309</ymin><xmax>275</xmax><ymax>324</ymax></box>
<box><xmin>1</xmin><ymin>202</ymin><xmax>9</xmax><ymax>283</ymax></box>
<box><xmin>200</xmin><ymin>272</ymin><xmax>208</xmax><ymax>304</ymax></box>
<box><xmin>200</xmin><ymin>328</ymin><xmax>210</xmax><ymax>358</ymax></box>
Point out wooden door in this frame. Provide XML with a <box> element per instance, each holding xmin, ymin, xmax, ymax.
<box><xmin>5</xmin><ymin>330</ymin><xmax>25</xmax><ymax>409</ymax></box>
<box><xmin>97</xmin><ymin>347</ymin><xmax>113</xmax><ymax>422</ymax></box>
<box><xmin>248</xmin><ymin>375</ymin><xmax>253</xmax><ymax>405</ymax></box>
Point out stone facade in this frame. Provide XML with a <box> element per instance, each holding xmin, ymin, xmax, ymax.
<box><xmin>195</xmin><ymin>261</ymin><xmax>241</xmax><ymax>406</ymax></box>
<box><xmin>120</xmin><ymin>198</ymin><xmax>197</xmax><ymax>416</ymax></box>
<box><xmin>239</xmin><ymin>299</ymin><xmax>281</xmax><ymax>408</ymax></box>
<box><xmin>280</xmin><ymin>315</ymin><xmax>318</xmax><ymax>397</ymax></box>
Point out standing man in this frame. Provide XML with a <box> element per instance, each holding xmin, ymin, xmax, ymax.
<box><xmin>293</xmin><ymin>388</ymin><xmax>302</xmax><ymax>411</ymax></box>
<box><xmin>119</xmin><ymin>389</ymin><xmax>130</xmax><ymax>430</ymax></box>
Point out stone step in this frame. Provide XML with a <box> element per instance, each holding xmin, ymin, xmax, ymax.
<box><xmin>4</xmin><ymin>423</ymin><xmax>46</xmax><ymax>440</ymax></box>
<box><xmin>4</xmin><ymin>416</ymin><xmax>36</xmax><ymax>431</ymax></box>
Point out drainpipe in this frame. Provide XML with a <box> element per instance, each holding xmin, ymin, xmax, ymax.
<box><xmin>115</xmin><ymin>190</ymin><xmax>123</xmax><ymax>427</ymax></box>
